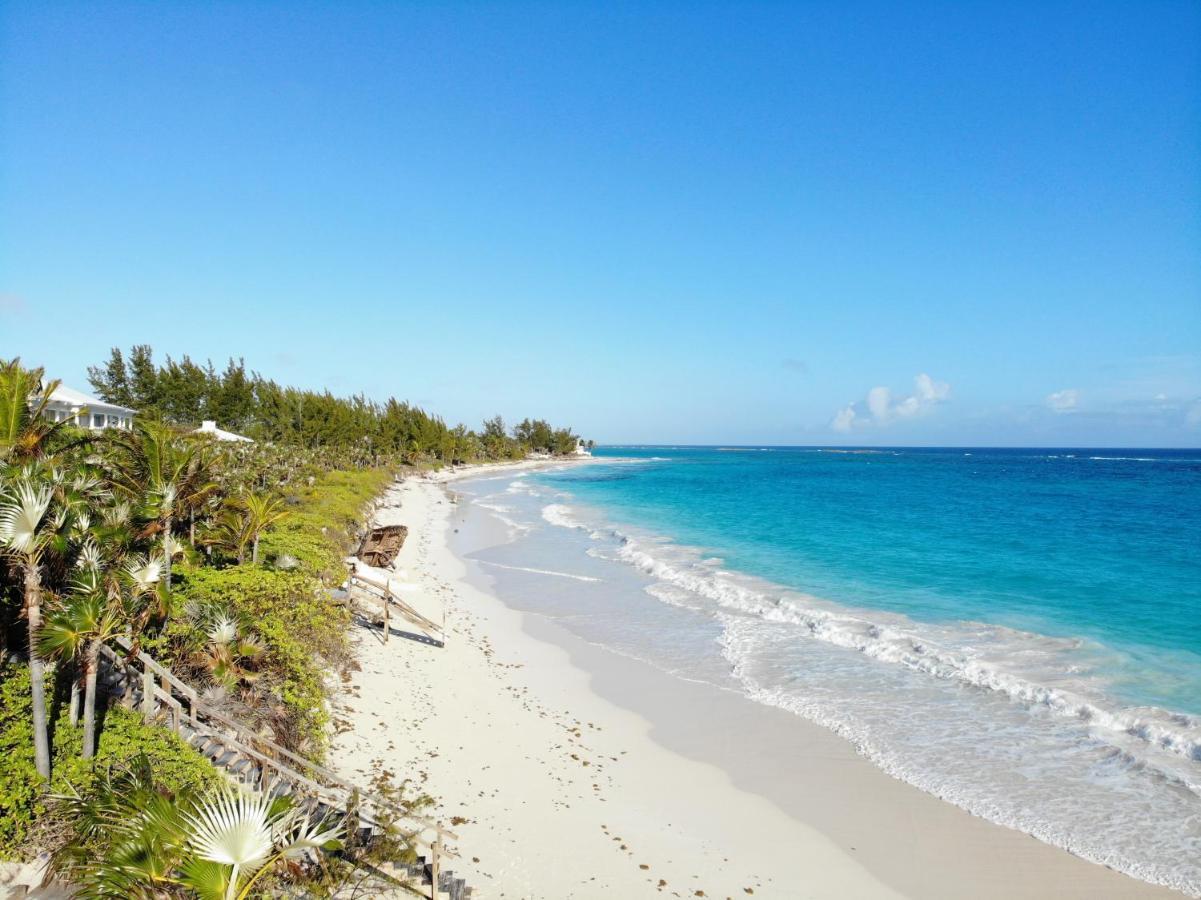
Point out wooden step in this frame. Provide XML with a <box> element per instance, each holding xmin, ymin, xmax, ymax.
<box><xmin>95</xmin><ymin>640</ymin><xmax>479</xmax><ymax>900</ymax></box>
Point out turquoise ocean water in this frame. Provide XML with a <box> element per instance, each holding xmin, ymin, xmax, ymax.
<box><xmin>454</xmin><ymin>447</ymin><xmax>1201</xmax><ymax>893</ymax></box>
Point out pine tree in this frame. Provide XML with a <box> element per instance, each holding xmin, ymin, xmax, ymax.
<box><xmin>87</xmin><ymin>348</ymin><xmax>134</xmax><ymax>406</ymax></box>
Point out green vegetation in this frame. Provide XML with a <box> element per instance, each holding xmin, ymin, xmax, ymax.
<box><xmin>259</xmin><ymin>467</ymin><xmax>393</xmax><ymax>576</ymax></box>
<box><xmin>51</xmin><ymin>755</ymin><xmax>340</xmax><ymax>899</ymax></box>
<box><xmin>1</xmin><ymin>348</ymin><xmax>576</xmax><ymax>893</ymax></box>
<box><xmin>2</xmin><ymin>351</ymin><xmax>576</xmax><ymax>894</ymax></box>
<box><xmin>89</xmin><ymin>344</ymin><xmax>586</xmax><ymax>461</ymax></box>
<box><xmin>0</xmin><ymin>661</ymin><xmax>222</xmax><ymax>860</ymax></box>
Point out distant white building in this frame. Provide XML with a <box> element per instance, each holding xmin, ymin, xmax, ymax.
<box><xmin>574</xmin><ymin>438</ymin><xmax>591</xmax><ymax>457</ymax></box>
<box><xmin>44</xmin><ymin>385</ymin><xmax>136</xmax><ymax>431</ymax></box>
<box><xmin>194</xmin><ymin>420</ymin><xmax>254</xmax><ymax>443</ymax></box>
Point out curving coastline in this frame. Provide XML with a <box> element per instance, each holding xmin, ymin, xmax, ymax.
<box><xmin>329</xmin><ymin>462</ymin><xmax>1186</xmax><ymax>898</ymax></box>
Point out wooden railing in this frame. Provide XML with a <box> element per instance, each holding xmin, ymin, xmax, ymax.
<box><xmin>101</xmin><ymin>636</ymin><xmax>459</xmax><ymax>895</ymax></box>
<box><xmin>347</xmin><ymin>569</ymin><xmax>446</xmax><ymax>647</ymax></box>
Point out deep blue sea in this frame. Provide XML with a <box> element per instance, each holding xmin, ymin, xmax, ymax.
<box><xmin>454</xmin><ymin>446</ymin><xmax>1201</xmax><ymax>894</ymax></box>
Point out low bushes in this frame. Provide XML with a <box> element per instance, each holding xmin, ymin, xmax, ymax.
<box><xmin>260</xmin><ymin>467</ymin><xmax>393</xmax><ymax>576</ymax></box>
<box><xmin>171</xmin><ymin>566</ymin><xmax>346</xmax><ymax>750</ymax></box>
<box><xmin>165</xmin><ymin>467</ymin><xmax>392</xmax><ymax>754</ymax></box>
<box><xmin>0</xmin><ymin>661</ymin><xmax>222</xmax><ymax>861</ymax></box>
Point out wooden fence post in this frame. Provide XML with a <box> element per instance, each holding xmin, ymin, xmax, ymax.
<box><xmin>141</xmin><ymin>666</ymin><xmax>155</xmax><ymax>719</ymax></box>
<box><xmin>430</xmin><ymin>836</ymin><xmax>441</xmax><ymax>900</ymax></box>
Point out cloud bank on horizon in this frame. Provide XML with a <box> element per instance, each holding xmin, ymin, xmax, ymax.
<box><xmin>825</xmin><ymin>363</ymin><xmax>1201</xmax><ymax>442</ymax></box>
<box><xmin>832</xmin><ymin>374</ymin><xmax>951</xmax><ymax>433</ymax></box>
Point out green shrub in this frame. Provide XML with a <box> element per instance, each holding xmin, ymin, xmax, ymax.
<box><xmin>163</xmin><ymin>468</ymin><xmax>388</xmax><ymax>755</ymax></box>
<box><xmin>0</xmin><ymin>660</ymin><xmax>222</xmax><ymax>861</ymax></box>
<box><xmin>0</xmin><ymin>664</ymin><xmax>44</xmax><ymax>858</ymax></box>
<box><xmin>172</xmin><ymin>565</ymin><xmax>351</xmax><ymax>753</ymax></box>
<box><xmin>259</xmin><ymin>467</ymin><xmax>393</xmax><ymax>578</ymax></box>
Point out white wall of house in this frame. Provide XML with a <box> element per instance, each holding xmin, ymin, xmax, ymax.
<box><xmin>44</xmin><ymin>386</ymin><xmax>136</xmax><ymax>431</ymax></box>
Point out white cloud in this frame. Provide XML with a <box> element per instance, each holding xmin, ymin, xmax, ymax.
<box><xmin>1046</xmin><ymin>389</ymin><xmax>1079</xmax><ymax>413</ymax></box>
<box><xmin>830</xmin><ymin>373</ymin><xmax>951</xmax><ymax>433</ymax></box>
<box><xmin>831</xmin><ymin>405</ymin><xmax>857</xmax><ymax>433</ymax></box>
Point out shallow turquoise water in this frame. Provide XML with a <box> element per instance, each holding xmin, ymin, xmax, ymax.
<box><xmin>456</xmin><ymin>446</ymin><xmax>1201</xmax><ymax>892</ymax></box>
<box><xmin>543</xmin><ymin>446</ymin><xmax>1201</xmax><ymax>712</ymax></box>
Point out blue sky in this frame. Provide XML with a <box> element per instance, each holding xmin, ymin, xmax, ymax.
<box><xmin>2</xmin><ymin>1</ymin><xmax>1198</xmax><ymax>446</ymax></box>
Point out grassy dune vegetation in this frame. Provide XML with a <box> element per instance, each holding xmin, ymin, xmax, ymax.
<box><xmin>0</xmin><ymin>352</ymin><xmax>582</xmax><ymax>897</ymax></box>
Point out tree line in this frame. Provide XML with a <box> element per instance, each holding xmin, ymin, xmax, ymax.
<box><xmin>0</xmin><ymin>357</ymin><xmax>391</xmax><ymax>892</ymax></box>
<box><xmin>88</xmin><ymin>345</ymin><xmax>588</xmax><ymax>462</ymax></box>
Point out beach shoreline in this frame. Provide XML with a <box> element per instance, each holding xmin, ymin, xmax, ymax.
<box><xmin>329</xmin><ymin>464</ymin><xmax>1183</xmax><ymax>899</ymax></box>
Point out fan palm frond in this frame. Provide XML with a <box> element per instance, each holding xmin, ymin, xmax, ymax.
<box><xmin>123</xmin><ymin>555</ymin><xmax>163</xmax><ymax>593</ymax></box>
<box><xmin>76</xmin><ymin>538</ymin><xmax>103</xmax><ymax>572</ymax></box>
<box><xmin>208</xmin><ymin>615</ymin><xmax>239</xmax><ymax>646</ymax></box>
<box><xmin>0</xmin><ymin>476</ymin><xmax>53</xmax><ymax>556</ymax></box>
<box><xmin>184</xmin><ymin>790</ymin><xmax>276</xmax><ymax>870</ymax></box>
<box><xmin>102</xmin><ymin>500</ymin><xmax>132</xmax><ymax>528</ymax></box>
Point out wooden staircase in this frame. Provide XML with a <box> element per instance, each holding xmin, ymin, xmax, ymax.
<box><xmin>341</xmin><ymin>568</ymin><xmax>447</xmax><ymax>648</ymax></box>
<box><xmin>98</xmin><ymin>637</ymin><xmax>473</xmax><ymax>899</ymax></box>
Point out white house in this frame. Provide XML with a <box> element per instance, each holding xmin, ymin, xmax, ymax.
<box><xmin>574</xmin><ymin>438</ymin><xmax>592</xmax><ymax>457</ymax></box>
<box><xmin>194</xmin><ymin>420</ymin><xmax>254</xmax><ymax>443</ymax></box>
<box><xmin>44</xmin><ymin>384</ymin><xmax>136</xmax><ymax>431</ymax></box>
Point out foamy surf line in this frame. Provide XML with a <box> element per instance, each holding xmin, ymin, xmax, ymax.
<box><xmin>523</xmin><ymin>492</ymin><xmax>1201</xmax><ymax>895</ymax></box>
<box><xmin>476</xmin><ymin>559</ymin><xmax>602</xmax><ymax>583</ymax></box>
<box><xmin>536</xmin><ymin>500</ymin><xmax>1201</xmax><ymax>775</ymax></box>
<box><xmin>622</xmin><ymin>525</ymin><xmax>1201</xmax><ymax>782</ymax></box>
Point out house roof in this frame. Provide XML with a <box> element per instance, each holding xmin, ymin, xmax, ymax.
<box><xmin>48</xmin><ymin>384</ymin><xmax>137</xmax><ymax>414</ymax></box>
<box><xmin>195</xmin><ymin>420</ymin><xmax>254</xmax><ymax>443</ymax></box>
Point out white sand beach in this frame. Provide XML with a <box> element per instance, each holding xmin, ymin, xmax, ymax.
<box><xmin>328</xmin><ymin>467</ymin><xmax>1182</xmax><ymax>899</ymax></box>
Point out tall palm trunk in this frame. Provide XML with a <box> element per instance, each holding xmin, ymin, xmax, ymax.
<box><xmin>81</xmin><ymin>639</ymin><xmax>101</xmax><ymax>759</ymax></box>
<box><xmin>69</xmin><ymin>670</ymin><xmax>81</xmax><ymax>726</ymax></box>
<box><xmin>162</xmin><ymin>512</ymin><xmax>173</xmax><ymax>591</ymax></box>
<box><xmin>24</xmin><ymin>562</ymin><xmax>51</xmax><ymax>780</ymax></box>
<box><xmin>252</xmin><ymin>533</ymin><xmax>260</xmax><ymax>565</ymax></box>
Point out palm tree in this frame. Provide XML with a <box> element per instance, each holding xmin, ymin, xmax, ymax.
<box><xmin>0</xmin><ymin>473</ymin><xmax>58</xmax><ymax>779</ymax></box>
<box><xmin>0</xmin><ymin>358</ymin><xmax>85</xmax><ymax>464</ymax></box>
<box><xmin>41</xmin><ymin>554</ymin><xmax>162</xmax><ymax>758</ymax></box>
<box><xmin>41</xmin><ymin>576</ymin><xmax>121</xmax><ymax>759</ymax></box>
<box><xmin>203</xmin><ymin>492</ymin><xmax>289</xmax><ymax>566</ymax></box>
<box><xmin>110</xmin><ymin>421</ymin><xmax>218</xmax><ymax>592</ymax></box>
<box><xmin>54</xmin><ymin>756</ymin><xmax>343</xmax><ymax>899</ymax></box>
<box><xmin>241</xmin><ymin>493</ymin><xmax>289</xmax><ymax>565</ymax></box>
<box><xmin>191</xmin><ymin>611</ymin><xmax>265</xmax><ymax>692</ymax></box>
<box><xmin>203</xmin><ymin>503</ymin><xmax>253</xmax><ymax>565</ymax></box>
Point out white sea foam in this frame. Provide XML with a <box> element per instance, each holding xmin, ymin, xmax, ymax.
<box><xmin>457</xmin><ymin>470</ymin><xmax>1201</xmax><ymax>894</ymax></box>
<box><xmin>615</xmin><ymin>531</ymin><xmax>1201</xmax><ymax>779</ymax></box>
<box><xmin>541</xmin><ymin>503</ymin><xmax>586</xmax><ymax>529</ymax></box>
<box><xmin>476</xmin><ymin>501</ymin><xmax>513</xmax><ymax>513</ymax></box>
<box><xmin>475</xmin><ymin>501</ymin><xmax>531</xmax><ymax>534</ymax></box>
<box><xmin>719</xmin><ymin>616</ymin><xmax>1201</xmax><ymax>895</ymax></box>
<box><xmin>523</xmin><ymin>487</ymin><xmax>1201</xmax><ymax>783</ymax></box>
<box><xmin>476</xmin><ymin>560</ymin><xmax>601</xmax><ymax>582</ymax></box>
<box><xmin>606</xmin><ymin>525</ymin><xmax>1201</xmax><ymax>892</ymax></box>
